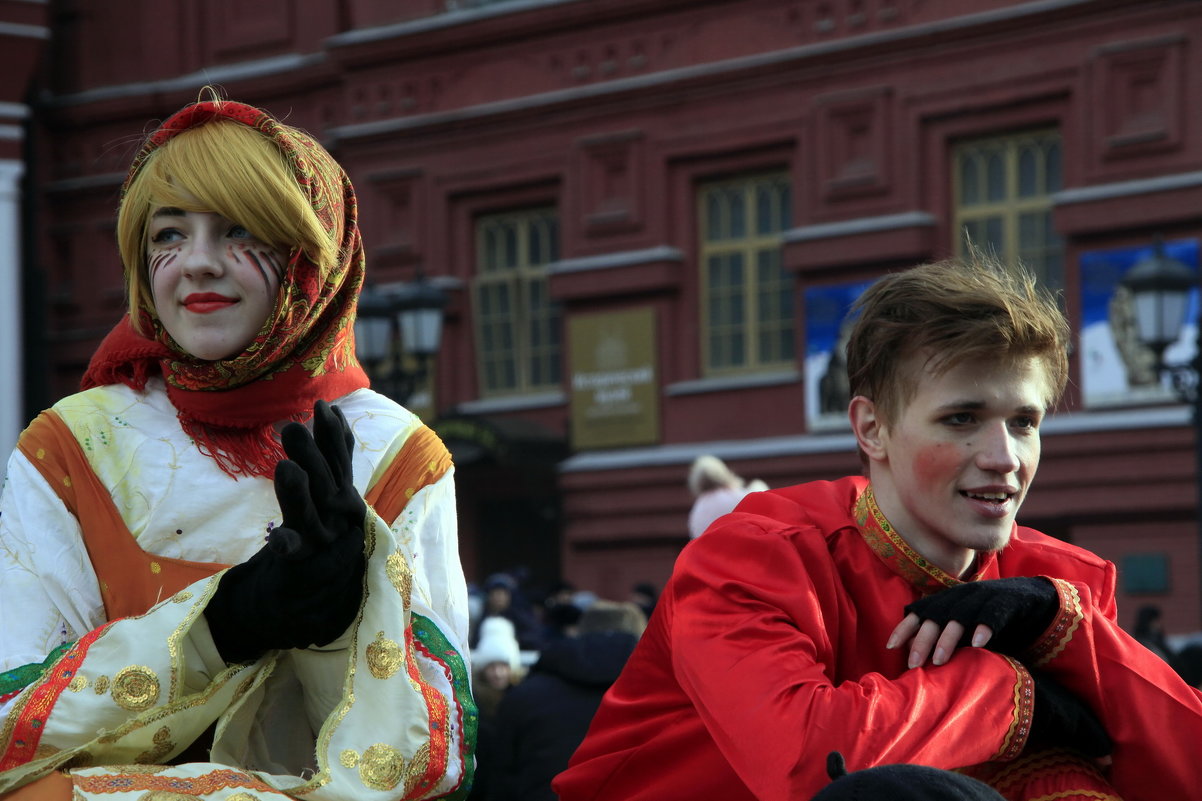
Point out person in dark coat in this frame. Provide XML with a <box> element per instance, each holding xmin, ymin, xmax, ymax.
<box><xmin>488</xmin><ymin>600</ymin><xmax>646</xmax><ymax>801</ymax></box>
<box><xmin>471</xmin><ymin>571</ymin><xmax>545</xmax><ymax>651</ymax></box>
<box><xmin>1132</xmin><ymin>603</ymin><xmax>1174</xmax><ymax>662</ymax></box>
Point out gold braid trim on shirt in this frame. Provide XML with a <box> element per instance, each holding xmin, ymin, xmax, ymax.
<box><xmin>993</xmin><ymin>655</ymin><xmax>1034</xmax><ymax>763</ymax></box>
<box><xmin>1027</xmin><ymin>578</ymin><xmax>1084</xmax><ymax>667</ymax></box>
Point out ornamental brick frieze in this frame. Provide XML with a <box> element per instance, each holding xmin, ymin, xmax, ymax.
<box><xmin>333</xmin><ymin>0</ymin><xmax>928</xmax><ymax>125</ymax></box>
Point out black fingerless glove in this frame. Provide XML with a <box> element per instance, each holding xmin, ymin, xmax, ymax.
<box><xmin>903</xmin><ymin>576</ymin><xmax>1059</xmax><ymax>656</ymax></box>
<box><xmin>205</xmin><ymin>401</ymin><xmax>367</xmax><ymax>664</ymax></box>
<box><xmin>1028</xmin><ymin>670</ymin><xmax>1113</xmax><ymax>758</ymax></box>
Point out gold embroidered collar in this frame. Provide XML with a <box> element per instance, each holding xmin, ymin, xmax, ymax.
<box><xmin>853</xmin><ymin>484</ymin><xmax>992</xmax><ymax>594</ymax></box>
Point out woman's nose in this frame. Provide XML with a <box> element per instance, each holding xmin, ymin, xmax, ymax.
<box><xmin>180</xmin><ymin>236</ymin><xmax>225</xmax><ymax>277</ymax></box>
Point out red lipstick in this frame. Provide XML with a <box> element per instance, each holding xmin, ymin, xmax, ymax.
<box><xmin>183</xmin><ymin>292</ymin><xmax>237</xmax><ymax>314</ymax></box>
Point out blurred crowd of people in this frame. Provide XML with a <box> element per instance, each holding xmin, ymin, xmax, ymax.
<box><xmin>465</xmin><ymin>571</ymin><xmax>656</xmax><ymax>801</ymax></box>
<box><xmin>459</xmin><ymin>454</ymin><xmax>763</xmax><ymax>798</ymax></box>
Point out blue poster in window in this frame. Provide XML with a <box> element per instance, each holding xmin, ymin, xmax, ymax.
<box><xmin>804</xmin><ymin>280</ymin><xmax>872</xmax><ymax>429</ymax></box>
<box><xmin>1079</xmin><ymin>239</ymin><xmax>1199</xmax><ymax>407</ymax></box>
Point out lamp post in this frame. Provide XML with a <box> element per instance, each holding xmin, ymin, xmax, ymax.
<box><xmin>354</xmin><ymin>274</ymin><xmax>449</xmax><ymax>406</ymax></box>
<box><xmin>1121</xmin><ymin>237</ymin><xmax>1202</xmax><ymax>623</ymax></box>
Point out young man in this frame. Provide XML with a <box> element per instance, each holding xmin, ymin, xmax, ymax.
<box><xmin>553</xmin><ymin>258</ymin><xmax>1202</xmax><ymax>801</ymax></box>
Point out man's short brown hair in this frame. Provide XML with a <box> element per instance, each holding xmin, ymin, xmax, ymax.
<box><xmin>845</xmin><ymin>254</ymin><xmax>1070</xmax><ymax>428</ymax></box>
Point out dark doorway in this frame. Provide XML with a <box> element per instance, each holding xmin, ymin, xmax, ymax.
<box><xmin>435</xmin><ymin>414</ymin><xmax>567</xmax><ymax>596</ymax></box>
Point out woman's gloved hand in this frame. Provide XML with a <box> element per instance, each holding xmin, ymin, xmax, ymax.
<box><xmin>205</xmin><ymin>400</ymin><xmax>367</xmax><ymax>664</ymax></box>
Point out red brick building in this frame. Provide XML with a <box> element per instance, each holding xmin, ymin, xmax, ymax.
<box><xmin>13</xmin><ymin>0</ymin><xmax>1202</xmax><ymax>632</ymax></box>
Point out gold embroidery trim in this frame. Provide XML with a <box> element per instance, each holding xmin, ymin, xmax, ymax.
<box><xmin>855</xmin><ymin>485</ymin><xmax>963</xmax><ymax>592</ymax></box>
<box><xmin>994</xmin><ymin>656</ymin><xmax>1033</xmax><ymax>763</ymax></box>
<box><xmin>111</xmin><ymin>666</ymin><xmax>160</xmax><ymax>712</ymax></box>
<box><xmin>366</xmin><ymin>632</ymin><xmax>403</xmax><ymax>680</ymax></box>
<box><xmin>986</xmin><ymin>748</ymin><xmax>1117</xmax><ymax>799</ymax></box>
<box><xmin>359</xmin><ymin>743</ymin><xmax>405</xmax><ymax>790</ymax></box>
<box><xmin>386</xmin><ymin>552</ymin><xmax>414</xmax><ymax>606</ymax></box>
<box><xmin>136</xmin><ymin>725</ymin><xmax>176</xmax><ymax>764</ymax></box>
<box><xmin>1029</xmin><ymin>578</ymin><xmax>1083</xmax><ymax>667</ymax></box>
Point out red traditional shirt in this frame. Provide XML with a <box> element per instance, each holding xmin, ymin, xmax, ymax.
<box><xmin>554</xmin><ymin>476</ymin><xmax>1202</xmax><ymax>801</ymax></box>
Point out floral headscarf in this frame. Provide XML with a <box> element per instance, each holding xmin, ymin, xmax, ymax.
<box><xmin>82</xmin><ymin>100</ymin><xmax>370</xmax><ymax>478</ymax></box>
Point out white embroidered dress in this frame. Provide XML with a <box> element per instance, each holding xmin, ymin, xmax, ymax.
<box><xmin>0</xmin><ymin>380</ymin><xmax>475</xmax><ymax>800</ymax></box>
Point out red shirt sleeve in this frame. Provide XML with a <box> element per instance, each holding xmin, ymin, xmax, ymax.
<box><xmin>667</xmin><ymin>521</ymin><xmax>1033</xmax><ymax>798</ymax></box>
<box><xmin>1028</xmin><ymin>573</ymin><xmax>1202</xmax><ymax>801</ymax></box>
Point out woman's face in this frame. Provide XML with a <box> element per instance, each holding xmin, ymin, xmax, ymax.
<box><xmin>147</xmin><ymin>207</ymin><xmax>285</xmax><ymax>361</ymax></box>
<box><xmin>481</xmin><ymin>662</ymin><xmax>512</xmax><ymax>690</ymax></box>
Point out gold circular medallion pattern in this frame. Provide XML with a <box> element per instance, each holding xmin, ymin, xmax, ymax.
<box><xmin>111</xmin><ymin>666</ymin><xmax>160</xmax><ymax>711</ymax></box>
<box><xmin>366</xmin><ymin>631</ymin><xmax>404</xmax><ymax>679</ymax></box>
<box><xmin>359</xmin><ymin>743</ymin><xmax>405</xmax><ymax>790</ymax></box>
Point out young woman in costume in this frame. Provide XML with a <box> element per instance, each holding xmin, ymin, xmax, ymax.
<box><xmin>0</xmin><ymin>97</ymin><xmax>475</xmax><ymax>800</ymax></box>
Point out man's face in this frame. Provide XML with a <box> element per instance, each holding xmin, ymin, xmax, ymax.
<box><xmin>858</xmin><ymin>353</ymin><xmax>1051</xmax><ymax>577</ymax></box>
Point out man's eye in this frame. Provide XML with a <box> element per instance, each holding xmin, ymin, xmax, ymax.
<box><xmin>1013</xmin><ymin>416</ymin><xmax>1038</xmax><ymax>430</ymax></box>
<box><xmin>945</xmin><ymin>412</ymin><xmax>974</xmax><ymax>425</ymax></box>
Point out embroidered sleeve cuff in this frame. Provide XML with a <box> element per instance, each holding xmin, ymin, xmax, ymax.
<box><xmin>993</xmin><ymin>656</ymin><xmax>1035</xmax><ymax>763</ymax></box>
<box><xmin>1026</xmin><ymin>577</ymin><xmax>1084</xmax><ymax>668</ymax></box>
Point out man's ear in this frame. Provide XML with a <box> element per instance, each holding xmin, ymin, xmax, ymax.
<box><xmin>849</xmin><ymin>395</ymin><xmax>887</xmax><ymax>462</ymax></box>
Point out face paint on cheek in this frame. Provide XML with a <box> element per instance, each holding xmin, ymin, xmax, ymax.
<box><xmin>263</xmin><ymin>251</ymin><xmax>285</xmax><ymax>277</ymax></box>
<box><xmin>232</xmin><ymin>245</ymin><xmax>279</xmax><ymax>291</ymax></box>
<box><xmin>148</xmin><ymin>251</ymin><xmax>178</xmax><ymax>275</ymax></box>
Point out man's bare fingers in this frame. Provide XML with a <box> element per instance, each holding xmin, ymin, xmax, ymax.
<box><xmin>887</xmin><ymin>613</ymin><xmax>922</xmax><ymax>651</ymax></box>
<box><xmin>907</xmin><ymin>619</ymin><xmax>946</xmax><ymax>669</ymax></box>
<box><xmin>931</xmin><ymin>621</ymin><xmax>967</xmax><ymax>666</ymax></box>
<box><xmin>972</xmin><ymin>623</ymin><xmax>994</xmax><ymax>648</ymax></box>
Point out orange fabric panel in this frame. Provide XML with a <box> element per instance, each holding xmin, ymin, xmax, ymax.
<box><xmin>16</xmin><ymin>411</ymin><xmax>228</xmax><ymax>621</ymax></box>
<box><xmin>364</xmin><ymin>424</ymin><xmax>452</xmax><ymax>527</ymax></box>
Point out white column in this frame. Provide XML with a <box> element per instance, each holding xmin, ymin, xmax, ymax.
<box><xmin>0</xmin><ymin>158</ymin><xmax>24</xmax><ymax>477</ymax></box>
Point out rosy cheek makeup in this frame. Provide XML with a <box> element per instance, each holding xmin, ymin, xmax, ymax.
<box><xmin>910</xmin><ymin>443</ymin><xmax>960</xmax><ymax>487</ymax></box>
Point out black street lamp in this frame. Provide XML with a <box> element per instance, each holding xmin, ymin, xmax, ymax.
<box><xmin>354</xmin><ymin>274</ymin><xmax>449</xmax><ymax>406</ymax></box>
<box><xmin>1121</xmin><ymin>237</ymin><xmax>1201</xmax><ymax>622</ymax></box>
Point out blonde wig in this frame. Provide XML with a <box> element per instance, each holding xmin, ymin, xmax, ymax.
<box><xmin>117</xmin><ymin>118</ymin><xmax>337</xmax><ymax>334</ymax></box>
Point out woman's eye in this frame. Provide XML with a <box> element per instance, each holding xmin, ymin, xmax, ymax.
<box><xmin>228</xmin><ymin>225</ymin><xmax>253</xmax><ymax>239</ymax></box>
<box><xmin>149</xmin><ymin>228</ymin><xmax>183</xmax><ymax>244</ymax></box>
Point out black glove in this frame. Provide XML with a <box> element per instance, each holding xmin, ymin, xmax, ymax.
<box><xmin>205</xmin><ymin>401</ymin><xmax>367</xmax><ymax>664</ymax></box>
<box><xmin>1027</xmin><ymin>671</ymin><xmax>1113</xmax><ymax>758</ymax></box>
<box><xmin>903</xmin><ymin>577</ymin><xmax>1059</xmax><ymax>657</ymax></box>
